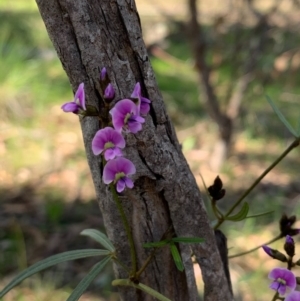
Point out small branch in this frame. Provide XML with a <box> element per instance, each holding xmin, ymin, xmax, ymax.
<box><xmin>188</xmin><ymin>0</ymin><xmax>231</xmax><ymax>142</ymax></box>
<box><xmin>214</xmin><ymin>138</ymin><xmax>300</xmax><ymax>229</ymax></box>
<box><xmin>229</xmin><ymin>234</ymin><xmax>281</xmax><ymax>258</ymax></box>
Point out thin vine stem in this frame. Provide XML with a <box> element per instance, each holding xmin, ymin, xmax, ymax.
<box><xmin>271</xmin><ymin>291</ymin><xmax>279</xmax><ymax>301</ymax></box>
<box><xmin>229</xmin><ymin>234</ymin><xmax>281</xmax><ymax>258</ymax></box>
<box><xmin>136</xmin><ymin>248</ymin><xmax>158</xmax><ymax>279</ymax></box>
<box><xmin>112</xmin><ymin>257</ymin><xmax>131</xmax><ymax>274</ymax></box>
<box><xmin>214</xmin><ymin>138</ymin><xmax>300</xmax><ymax>230</ymax></box>
<box><xmin>110</xmin><ymin>184</ymin><xmax>137</xmax><ymax>277</ymax></box>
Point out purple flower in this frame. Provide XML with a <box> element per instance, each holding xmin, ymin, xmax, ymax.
<box><xmin>92</xmin><ymin>127</ymin><xmax>125</xmax><ymax>160</ymax></box>
<box><xmin>103</xmin><ymin>157</ymin><xmax>136</xmax><ymax>192</ymax></box>
<box><xmin>110</xmin><ymin>99</ymin><xmax>145</xmax><ymax>133</ymax></box>
<box><xmin>61</xmin><ymin>83</ymin><xmax>86</xmax><ymax>114</ymax></box>
<box><xmin>285</xmin><ymin>291</ymin><xmax>300</xmax><ymax>301</ymax></box>
<box><xmin>104</xmin><ymin>83</ymin><xmax>115</xmax><ymax>101</ymax></box>
<box><xmin>268</xmin><ymin>268</ymin><xmax>296</xmax><ymax>296</ymax></box>
<box><xmin>131</xmin><ymin>82</ymin><xmax>151</xmax><ymax>115</ymax></box>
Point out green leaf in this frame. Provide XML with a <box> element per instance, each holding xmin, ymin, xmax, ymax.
<box><xmin>266</xmin><ymin>95</ymin><xmax>298</xmax><ymax>137</ymax></box>
<box><xmin>0</xmin><ymin>249</ymin><xmax>110</xmax><ymax>298</ymax></box>
<box><xmin>226</xmin><ymin>202</ymin><xmax>249</xmax><ymax>221</ymax></box>
<box><xmin>171</xmin><ymin>237</ymin><xmax>204</xmax><ymax>244</ymax></box>
<box><xmin>297</xmin><ymin>116</ymin><xmax>300</xmax><ymax>136</ymax></box>
<box><xmin>143</xmin><ymin>240</ymin><xmax>170</xmax><ymax>248</ymax></box>
<box><xmin>245</xmin><ymin>210</ymin><xmax>274</xmax><ymax>219</ymax></box>
<box><xmin>80</xmin><ymin>229</ymin><xmax>115</xmax><ymax>252</ymax></box>
<box><xmin>170</xmin><ymin>243</ymin><xmax>184</xmax><ymax>271</ymax></box>
<box><xmin>112</xmin><ymin>279</ymin><xmax>171</xmax><ymax>301</ymax></box>
<box><xmin>66</xmin><ymin>256</ymin><xmax>111</xmax><ymax>301</ymax></box>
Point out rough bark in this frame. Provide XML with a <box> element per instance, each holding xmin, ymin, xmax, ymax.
<box><xmin>35</xmin><ymin>0</ymin><xmax>232</xmax><ymax>300</ymax></box>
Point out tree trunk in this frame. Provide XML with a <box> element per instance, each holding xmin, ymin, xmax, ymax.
<box><xmin>35</xmin><ymin>1</ymin><xmax>232</xmax><ymax>300</ymax></box>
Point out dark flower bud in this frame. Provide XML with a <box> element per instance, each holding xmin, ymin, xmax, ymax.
<box><xmin>284</xmin><ymin>235</ymin><xmax>295</xmax><ymax>257</ymax></box>
<box><xmin>262</xmin><ymin>245</ymin><xmax>287</xmax><ymax>262</ymax></box>
<box><xmin>208</xmin><ymin>175</ymin><xmax>226</xmax><ymax>201</ymax></box>
<box><xmin>279</xmin><ymin>214</ymin><xmax>299</xmax><ymax>237</ymax></box>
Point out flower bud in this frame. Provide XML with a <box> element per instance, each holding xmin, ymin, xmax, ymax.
<box><xmin>208</xmin><ymin>175</ymin><xmax>226</xmax><ymax>201</ymax></box>
<box><xmin>279</xmin><ymin>214</ymin><xmax>299</xmax><ymax>237</ymax></box>
<box><xmin>262</xmin><ymin>245</ymin><xmax>287</xmax><ymax>262</ymax></box>
<box><xmin>104</xmin><ymin>83</ymin><xmax>115</xmax><ymax>103</ymax></box>
<box><xmin>284</xmin><ymin>235</ymin><xmax>295</xmax><ymax>257</ymax></box>
<box><xmin>99</xmin><ymin>67</ymin><xmax>111</xmax><ymax>92</ymax></box>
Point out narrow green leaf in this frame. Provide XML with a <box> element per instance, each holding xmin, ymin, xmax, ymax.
<box><xmin>112</xmin><ymin>279</ymin><xmax>171</xmax><ymax>301</ymax></box>
<box><xmin>245</xmin><ymin>210</ymin><xmax>274</xmax><ymax>219</ymax></box>
<box><xmin>170</xmin><ymin>243</ymin><xmax>184</xmax><ymax>271</ymax></box>
<box><xmin>226</xmin><ymin>202</ymin><xmax>249</xmax><ymax>221</ymax></box>
<box><xmin>0</xmin><ymin>249</ymin><xmax>110</xmax><ymax>298</ymax></box>
<box><xmin>66</xmin><ymin>256</ymin><xmax>111</xmax><ymax>301</ymax></box>
<box><xmin>143</xmin><ymin>240</ymin><xmax>169</xmax><ymax>248</ymax></box>
<box><xmin>171</xmin><ymin>237</ymin><xmax>204</xmax><ymax>244</ymax></box>
<box><xmin>297</xmin><ymin>116</ymin><xmax>300</xmax><ymax>136</ymax></box>
<box><xmin>81</xmin><ymin>229</ymin><xmax>115</xmax><ymax>252</ymax></box>
<box><xmin>266</xmin><ymin>95</ymin><xmax>298</xmax><ymax>137</ymax></box>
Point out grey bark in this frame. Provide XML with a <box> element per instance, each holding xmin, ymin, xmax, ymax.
<box><xmin>35</xmin><ymin>0</ymin><xmax>233</xmax><ymax>300</ymax></box>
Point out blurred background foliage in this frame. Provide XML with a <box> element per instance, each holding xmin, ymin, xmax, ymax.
<box><xmin>0</xmin><ymin>0</ymin><xmax>300</xmax><ymax>300</ymax></box>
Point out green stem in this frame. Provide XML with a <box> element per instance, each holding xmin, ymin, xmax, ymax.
<box><xmin>136</xmin><ymin>248</ymin><xmax>158</xmax><ymax>279</ymax></box>
<box><xmin>271</xmin><ymin>292</ymin><xmax>279</xmax><ymax>301</ymax></box>
<box><xmin>112</xmin><ymin>257</ymin><xmax>131</xmax><ymax>274</ymax></box>
<box><xmin>228</xmin><ymin>235</ymin><xmax>281</xmax><ymax>258</ymax></box>
<box><xmin>110</xmin><ymin>184</ymin><xmax>137</xmax><ymax>277</ymax></box>
<box><xmin>212</xmin><ymin>200</ymin><xmax>223</xmax><ymax>220</ymax></box>
<box><xmin>214</xmin><ymin>138</ymin><xmax>300</xmax><ymax>230</ymax></box>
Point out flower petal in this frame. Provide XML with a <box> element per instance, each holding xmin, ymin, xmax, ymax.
<box><xmin>61</xmin><ymin>102</ymin><xmax>80</xmax><ymax>113</ymax></box>
<box><xmin>116</xmin><ymin>179</ymin><xmax>126</xmax><ymax>193</ymax></box>
<box><xmin>285</xmin><ymin>291</ymin><xmax>300</xmax><ymax>301</ymax></box>
<box><xmin>124</xmin><ymin>177</ymin><xmax>134</xmax><ymax>189</ymax></box>
<box><xmin>74</xmin><ymin>83</ymin><xmax>86</xmax><ymax>110</ymax></box>
<box><xmin>128</xmin><ymin>120</ymin><xmax>143</xmax><ymax>133</ymax></box>
<box><xmin>104</xmin><ymin>148</ymin><xmax>123</xmax><ymax>160</ymax></box>
<box><xmin>131</xmin><ymin>82</ymin><xmax>141</xmax><ymax>99</ymax></box>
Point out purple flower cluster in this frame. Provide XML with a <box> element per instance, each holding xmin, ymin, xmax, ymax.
<box><xmin>263</xmin><ymin>235</ymin><xmax>300</xmax><ymax>300</ymax></box>
<box><xmin>62</xmin><ymin>69</ymin><xmax>151</xmax><ymax>192</ymax></box>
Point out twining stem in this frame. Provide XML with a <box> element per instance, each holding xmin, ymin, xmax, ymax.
<box><xmin>136</xmin><ymin>248</ymin><xmax>158</xmax><ymax>279</ymax></box>
<box><xmin>228</xmin><ymin>234</ymin><xmax>281</xmax><ymax>258</ymax></box>
<box><xmin>271</xmin><ymin>292</ymin><xmax>279</xmax><ymax>301</ymax></box>
<box><xmin>214</xmin><ymin>138</ymin><xmax>300</xmax><ymax>230</ymax></box>
<box><xmin>110</xmin><ymin>184</ymin><xmax>137</xmax><ymax>277</ymax></box>
<box><xmin>113</xmin><ymin>256</ymin><xmax>132</xmax><ymax>274</ymax></box>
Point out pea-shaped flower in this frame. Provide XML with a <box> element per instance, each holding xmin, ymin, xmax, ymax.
<box><xmin>92</xmin><ymin>127</ymin><xmax>125</xmax><ymax>160</ymax></box>
<box><xmin>131</xmin><ymin>82</ymin><xmax>151</xmax><ymax>115</ymax></box>
<box><xmin>286</xmin><ymin>291</ymin><xmax>300</xmax><ymax>301</ymax></box>
<box><xmin>61</xmin><ymin>83</ymin><xmax>86</xmax><ymax>114</ymax></box>
<box><xmin>103</xmin><ymin>157</ymin><xmax>136</xmax><ymax>193</ymax></box>
<box><xmin>110</xmin><ymin>99</ymin><xmax>145</xmax><ymax>133</ymax></box>
<box><xmin>268</xmin><ymin>267</ymin><xmax>296</xmax><ymax>297</ymax></box>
